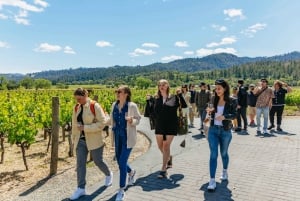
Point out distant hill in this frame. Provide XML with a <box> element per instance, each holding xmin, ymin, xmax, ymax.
<box><xmin>2</xmin><ymin>51</ymin><xmax>300</xmax><ymax>83</ymax></box>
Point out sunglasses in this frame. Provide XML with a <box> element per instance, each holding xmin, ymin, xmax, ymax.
<box><xmin>215</xmin><ymin>79</ymin><xmax>225</xmax><ymax>84</ymax></box>
<box><xmin>115</xmin><ymin>90</ymin><xmax>123</xmax><ymax>94</ymax></box>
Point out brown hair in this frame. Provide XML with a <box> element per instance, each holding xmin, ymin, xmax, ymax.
<box><xmin>118</xmin><ymin>85</ymin><xmax>131</xmax><ymax>102</ymax></box>
<box><xmin>274</xmin><ymin>80</ymin><xmax>283</xmax><ymax>88</ymax></box>
<box><xmin>157</xmin><ymin>79</ymin><xmax>170</xmax><ymax>97</ymax></box>
<box><xmin>74</xmin><ymin>88</ymin><xmax>88</xmax><ymax>97</ymax></box>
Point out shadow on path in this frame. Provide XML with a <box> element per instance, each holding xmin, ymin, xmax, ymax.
<box><xmin>105</xmin><ymin>171</ymin><xmax>184</xmax><ymax>201</ymax></box>
<box><xmin>192</xmin><ymin>133</ymin><xmax>206</xmax><ymax>140</ymax></box>
<box><xmin>61</xmin><ymin>186</ymin><xmax>108</xmax><ymax>201</ymax></box>
<box><xmin>19</xmin><ymin>167</ymin><xmax>73</xmax><ymax>196</ymax></box>
<box><xmin>200</xmin><ymin>180</ymin><xmax>234</xmax><ymax>201</ymax></box>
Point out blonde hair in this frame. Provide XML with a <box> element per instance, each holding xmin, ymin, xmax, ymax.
<box><xmin>157</xmin><ymin>79</ymin><xmax>170</xmax><ymax>97</ymax></box>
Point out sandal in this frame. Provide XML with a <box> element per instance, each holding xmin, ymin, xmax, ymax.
<box><xmin>157</xmin><ymin>171</ymin><xmax>168</xmax><ymax>179</ymax></box>
<box><xmin>167</xmin><ymin>155</ymin><xmax>173</xmax><ymax>169</ymax></box>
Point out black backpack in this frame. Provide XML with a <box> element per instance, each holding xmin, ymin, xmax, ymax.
<box><xmin>247</xmin><ymin>92</ymin><xmax>257</xmax><ymax>107</ymax></box>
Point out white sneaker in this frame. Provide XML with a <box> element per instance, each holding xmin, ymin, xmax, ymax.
<box><xmin>128</xmin><ymin>169</ymin><xmax>136</xmax><ymax>186</ymax></box>
<box><xmin>70</xmin><ymin>187</ymin><xmax>86</xmax><ymax>200</ymax></box>
<box><xmin>207</xmin><ymin>179</ymin><xmax>216</xmax><ymax>191</ymax></box>
<box><xmin>105</xmin><ymin>171</ymin><xmax>113</xmax><ymax>186</ymax></box>
<box><xmin>220</xmin><ymin>170</ymin><xmax>228</xmax><ymax>180</ymax></box>
<box><xmin>115</xmin><ymin>189</ymin><xmax>125</xmax><ymax>201</ymax></box>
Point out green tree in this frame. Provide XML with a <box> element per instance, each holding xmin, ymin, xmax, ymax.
<box><xmin>135</xmin><ymin>77</ymin><xmax>152</xmax><ymax>89</ymax></box>
<box><xmin>20</xmin><ymin>77</ymin><xmax>35</xmax><ymax>89</ymax></box>
<box><xmin>34</xmin><ymin>79</ymin><xmax>52</xmax><ymax>89</ymax></box>
<box><xmin>0</xmin><ymin>76</ymin><xmax>8</xmax><ymax>90</ymax></box>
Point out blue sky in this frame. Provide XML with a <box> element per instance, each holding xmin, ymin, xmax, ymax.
<box><xmin>0</xmin><ymin>0</ymin><xmax>299</xmax><ymax>74</ymax></box>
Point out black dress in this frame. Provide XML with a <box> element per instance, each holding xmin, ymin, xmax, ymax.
<box><xmin>154</xmin><ymin>94</ymin><xmax>187</xmax><ymax>136</ymax></box>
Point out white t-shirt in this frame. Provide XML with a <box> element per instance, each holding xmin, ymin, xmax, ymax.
<box><xmin>214</xmin><ymin>105</ymin><xmax>225</xmax><ymax>126</ymax></box>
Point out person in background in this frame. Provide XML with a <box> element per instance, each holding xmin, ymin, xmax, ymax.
<box><xmin>110</xmin><ymin>85</ymin><xmax>141</xmax><ymax>201</ymax></box>
<box><xmin>206</xmin><ymin>79</ymin><xmax>237</xmax><ymax>191</ymax></box>
<box><xmin>150</xmin><ymin>79</ymin><xmax>187</xmax><ymax>178</ymax></box>
<box><xmin>268</xmin><ymin>80</ymin><xmax>292</xmax><ymax>132</ymax></box>
<box><xmin>231</xmin><ymin>87</ymin><xmax>238</xmax><ymax>131</ymax></box>
<box><xmin>253</xmin><ymin>78</ymin><xmax>274</xmax><ymax>135</ymax></box>
<box><xmin>236</xmin><ymin>79</ymin><xmax>248</xmax><ymax>132</ymax></box>
<box><xmin>182</xmin><ymin>84</ymin><xmax>193</xmax><ymax>127</ymax></box>
<box><xmin>195</xmin><ymin>82</ymin><xmax>211</xmax><ymax>130</ymax></box>
<box><xmin>189</xmin><ymin>84</ymin><xmax>197</xmax><ymax>120</ymax></box>
<box><xmin>70</xmin><ymin>88</ymin><xmax>113</xmax><ymax>201</ymax></box>
<box><xmin>247</xmin><ymin>84</ymin><xmax>257</xmax><ymax>127</ymax></box>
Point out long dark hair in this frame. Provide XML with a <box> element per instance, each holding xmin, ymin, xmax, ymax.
<box><xmin>213</xmin><ymin>79</ymin><xmax>230</xmax><ymax>112</ymax></box>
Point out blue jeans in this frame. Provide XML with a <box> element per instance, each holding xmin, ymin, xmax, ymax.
<box><xmin>256</xmin><ymin>106</ymin><xmax>270</xmax><ymax>131</ymax></box>
<box><xmin>208</xmin><ymin>126</ymin><xmax>232</xmax><ymax>179</ymax></box>
<box><xmin>115</xmin><ymin>133</ymin><xmax>132</xmax><ymax>188</ymax></box>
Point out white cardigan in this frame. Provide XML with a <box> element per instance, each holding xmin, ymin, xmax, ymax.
<box><xmin>110</xmin><ymin>102</ymin><xmax>141</xmax><ymax>148</ymax></box>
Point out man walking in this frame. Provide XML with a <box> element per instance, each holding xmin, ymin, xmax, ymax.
<box><xmin>253</xmin><ymin>78</ymin><xmax>274</xmax><ymax>135</ymax></box>
<box><xmin>195</xmin><ymin>82</ymin><xmax>211</xmax><ymax>131</ymax></box>
<box><xmin>236</xmin><ymin>80</ymin><xmax>248</xmax><ymax>132</ymax></box>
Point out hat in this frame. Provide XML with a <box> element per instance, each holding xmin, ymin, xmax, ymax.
<box><xmin>249</xmin><ymin>84</ymin><xmax>255</xmax><ymax>87</ymax></box>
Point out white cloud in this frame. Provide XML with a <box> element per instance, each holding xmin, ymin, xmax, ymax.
<box><xmin>196</xmin><ymin>48</ymin><xmax>237</xmax><ymax>57</ymax></box>
<box><xmin>175</xmin><ymin>41</ymin><xmax>189</xmax><ymax>47</ymax></box>
<box><xmin>211</xmin><ymin>24</ymin><xmax>227</xmax><ymax>32</ymax></box>
<box><xmin>34</xmin><ymin>0</ymin><xmax>49</xmax><ymax>8</ymax></box>
<box><xmin>161</xmin><ymin>55</ymin><xmax>183</xmax><ymax>62</ymax></box>
<box><xmin>34</xmin><ymin>43</ymin><xmax>62</xmax><ymax>52</ymax></box>
<box><xmin>14</xmin><ymin>16</ymin><xmax>29</xmax><ymax>25</ymax></box>
<box><xmin>184</xmin><ymin>51</ymin><xmax>194</xmax><ymax>55</ymax></box>
<box><xmin>206</xmin><ymin>36</ymin><xmax>237</xmax><ymax>48</ymax></box>
<box><xmin>0</xmin><ymin>13</ymin><xmax>8</xmax><ymax>19</ymax></box>
<box><xmin>64</xmin><ymin>46</ymin><xmax>76</xmax><ymax>54</ymax></box>
<box><xmin>96</xmin><ymin>41</ymin><xmax>113</xmax><ymax>47</ymax></box>
<box><xmin>224</xmin><ymin>8</ymin><xmax>245</xmax><ymax>20</ymax></box>
<box><xmin>0</xmin><ymin>41</ymin><xmax>9</xmax><ymax>48</ymax></box>
<box><xmin>0</xmin><ymin>0</ymin><xmax>48</xmax><ymax>25</ymax></box>
<box><xmin>129</xmin><ymin>48</ymin><xmax>156</xmax><ymax>57</ymax></box>
<box><xmin>142</xmin><ymin>43</ymin><xmax>159</xmax><ymax>48</ymax></box>
<box><xmin>241</xmin><ymin>23</ymin><xmax>267</xmax><ymax>37</ymax></box>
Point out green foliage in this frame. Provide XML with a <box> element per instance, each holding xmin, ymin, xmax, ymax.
<box><xmin>135</xmin><ymin>77</ymin><xmax>152</xmax><ymax>89</ymax></box>
<box><xmin>34</xmin><ymin>79</ymin><xmax>52</xmax><ymax>89</ymax></box>
<box><xmin>20</xmin><ymin>77</ymin><xmax>35</xmax><ymax>89</ymax></box>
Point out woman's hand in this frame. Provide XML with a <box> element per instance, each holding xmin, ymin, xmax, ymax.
<box><xmin>215</xmin><ymin>114</ymin><xmax>225</xmax><ymax>121</ymax></box>
<box><xmin>125</xmin><ymin>116</ymin><xmax>133</xmax><ymax>124</ymax></box>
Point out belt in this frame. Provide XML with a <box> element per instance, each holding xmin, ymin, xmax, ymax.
<box><xmin>213</xmin><ymin>125</ymin><xmax>224</xmax><ymax>128</ymax></box>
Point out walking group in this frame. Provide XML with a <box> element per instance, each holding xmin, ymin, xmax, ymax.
<box><xmin>69</xmin><ymin>78</ymin><xmax>292</xmax><ymax>200</ymax></box>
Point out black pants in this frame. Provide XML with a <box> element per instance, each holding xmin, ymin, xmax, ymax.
<box><xmin>237</xmin><ymin>106</ymin><xmax>248</xmax><ymax>129</ymax></box>
<box><xmin>270</xmin><ymin>105</ymin><xmax>284</xmax><ymax>126</ymax></box>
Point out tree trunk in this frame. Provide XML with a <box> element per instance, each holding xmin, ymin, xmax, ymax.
<box><xmin>44</xmin><ymin>128</ymin><xmax>47</xmax><ymax>140</ymax></box>
<box><xmin>0</xmin><ymin>134</ymin><xmax>4</xmax><ymax>164</ymax></box>
<box><xmin>21</xmin><ymin>142</ymin><xmax>29</xmax><ymax>171</ymax></box>
<box><xmin>62</xmin><ymin>124</ymin><xmax>66</xmax><ymax>142</ymax></box>
<box><xmin>68</xmin><ymin>130</ymin><xmax>73</xmax><ymax>157</ymax></box>
<box><xmin>47</xmin><ymin>131</ymin><xmax>52</xmax><ymax>152</ymax></box>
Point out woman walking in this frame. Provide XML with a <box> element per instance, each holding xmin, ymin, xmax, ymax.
<box><xmin>206</xmin><ymin>80</ymin><xmax>237</xmax><ymax>191</ymax></box>
<box><xmin>151</xmin><ymin>79</ymin><xmax>187</xmax><ymax>178</ymax></box>
<box><xmin>110</xmin><ymin>85</ymin><xmax>141</xmax><ymax>201</ymax></box>
<box><xmin>182</xmin><ymin>84</ymin><xmax>193</xmax><ymax>127</ymax></box>
<box><xmin>70</xmin><ymin>88</ymin><xmax>113</xmax><ymax>200</ymax></box>
<box><xmin>268</xmin><ymin>80</ymin><xmax>292</xmax><ymax>131</ymax></box>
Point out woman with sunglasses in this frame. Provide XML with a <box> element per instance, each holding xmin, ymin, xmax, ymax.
<box><xmin>110</xmin><ymin>85</ymin><xmax>141</xmax><ymax>201</ymax></box>
<box><xmin>152</xmin><ymin>79</ymin><xmax>187</xmax><ymax>178</ymax></box>
<box><xmin>206</xmin><ymin>80</ymin><xmax>237</xmax><ymax>191</ymax></box>
<box><xmin>70</xmin><ymin>88</ymin><xmax>113</xmax><ymax>200</ymax></box>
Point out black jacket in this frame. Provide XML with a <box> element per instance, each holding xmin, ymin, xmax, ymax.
<box><xmin>238</xmin><ymin>86</ymin><xmax>248</xmax><ymax>107</ymax></box>
<box><xmin>210</xmin><ymin>98</ymin><xmax>237</xmax><ymax>130</ymax></box>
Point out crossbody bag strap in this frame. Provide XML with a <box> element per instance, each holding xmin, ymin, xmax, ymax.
<box><xmin>256</xmin><ymin>87</ymin><xmax>268</xmax><ymax>97</ymax></box>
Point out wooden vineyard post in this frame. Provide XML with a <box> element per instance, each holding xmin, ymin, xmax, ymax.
<box><xmin>50</xmin><ymin>97</ymin><xmax>59</xmax><ymax>176</ymax></box>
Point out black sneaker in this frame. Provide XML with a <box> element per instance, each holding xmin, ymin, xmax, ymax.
<box><xmin>277</xmin><ymin>127</ymin><xmax>283</xmax><ymax>132</ymax></box>
<box><xmin>268</xmin><ymin>125</ymin><xmax>275</xmax><ymax>130</ymax></box>
<box><xmin>235</xmin><ymin>128</ymin><xmax>242</xmax><ymax>132</ymax></box>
